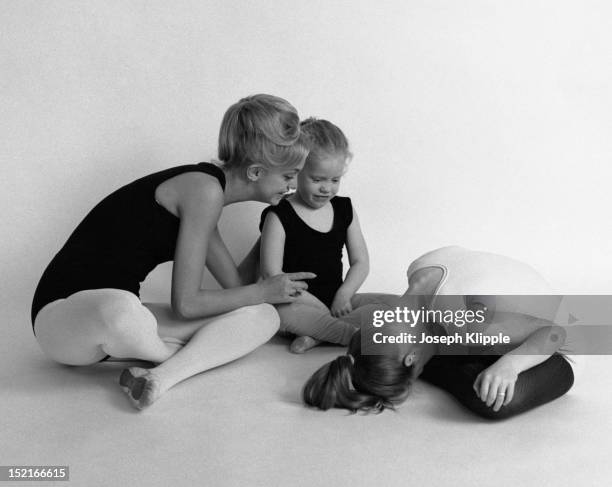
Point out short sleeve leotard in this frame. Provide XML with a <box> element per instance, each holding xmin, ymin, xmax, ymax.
<box><xmin>260</xmin><ymin>196</ymin><xmax>353</xmax><ymax>308</ymax></box>
<box><xmin>31</xmin><ymin>162</ymin><xmax>225</xmax><ymax>327</ymax></box>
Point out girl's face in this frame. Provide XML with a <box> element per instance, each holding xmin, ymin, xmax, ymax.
<box><xmin>254</xmin><ymin>164</ymin><xmax>302</xmax><ymax>205</ymax></box>
<box><xmin>296</xmin><ymin>156</ymin><xmax>346</xmax><ymax>209</ymax></box>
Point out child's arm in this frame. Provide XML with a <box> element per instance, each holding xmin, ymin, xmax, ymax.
<box><xmin>331</xmin><ymin>210</ymin><xmax>370</xmax><ymax>317</ymax></box>
<box><xmin>260</xmin><ymin>212</ymin><xmax>286</xmax><ymax>279</ymax></box>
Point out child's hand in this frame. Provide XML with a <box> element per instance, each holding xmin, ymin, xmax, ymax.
<box><xmin>331</xmin><ymin>291</ymin><xmax>353</xmax><ymax>317</ymax></box>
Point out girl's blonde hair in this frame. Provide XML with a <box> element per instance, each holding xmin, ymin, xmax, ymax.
<box><xmin>300</xmin><ymin>118</ymin><xmax>352</xmax><ymax>166</ymax></box>
<box><xmin>218</xmin><ymin>94</ymin><xmax>309</xmax><ymax>170</ymax></box>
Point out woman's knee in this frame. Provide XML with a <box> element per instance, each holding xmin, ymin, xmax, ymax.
<box><xmin>91</xmin><ymin>290</ymin><xmax>156</xmax><ymax>339</ymax></box>
<box><xmin>232</xmin><ymin>303</ymin><xmax>280</xmax><ymax>336</ymax></box>
<box><xmin>469</xmin><ymin>402</ymin><xmax>518</xmax><ymax>421</ymax></box>
<box><xmin>549</xmin><ymin>354</ymin><xmax>575</xmax><ymax>395</ymax></box>
<box><xmin>465</xmin><ymin>355</ymin><xmax>575</xmax><ymax>421</ymax></box>
<box><xmin>253</xmin><ymin>303</ymin><xmax>280</xmax><ymax>335</ymax></box>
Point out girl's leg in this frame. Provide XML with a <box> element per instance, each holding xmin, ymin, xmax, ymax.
<box><xmin>34</xmin><ymin>289</ymin><xmax>178</xmax><ymax>366</ymax></box>
<box><xmin>275</xmin><ymin>291</ymin><xmax>350</xmax><ymax>353</ymax></box>
<box><xmin>119</xmin><ymin>303</ymin><xmax>279</xmax><ymax>410</ymax></box>
<box><xmin>276</xmin><ymin>302</ymin><xmax>357</xmax><ymax>351</ymax></box>
<box><xmin>277</xmin><ymin>293</ymin><xmax>402</xmax><ymax>353</ymax></box>
<box><xmin>351</xmin><ymin>293</ymin><xmax>402</xmax><ymax>309</ymax></box>
<box><xmin>419</xmin><ymin>353</ymin><xmax>574</xmax><ymax>420</ymax></box>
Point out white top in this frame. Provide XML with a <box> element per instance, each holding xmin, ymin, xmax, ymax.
<box><xmin>407</xmin><ymin>246</ymin><xmax>563</xmax><ymax>322</ymax></box>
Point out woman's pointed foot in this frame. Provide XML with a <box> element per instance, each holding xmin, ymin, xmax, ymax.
<box><xmin>119</xmin><ymin>367</ymin><xmax>162</xmax><ymax>410</ymax></box>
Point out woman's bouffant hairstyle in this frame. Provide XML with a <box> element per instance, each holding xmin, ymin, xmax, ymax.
<box><xmin>302</xmin><ymin>331</ymin><xmax>414</xmax><ymax>413</ymax></box>
<box><xmin>300</xmin><ymin>117</ymin><xmax>353</xmax><ymax>166</ymax></box>
<box><xmin>218</xmin><ymin>94</ymin><xmax>309</xmax><ymax>170</ymax></box>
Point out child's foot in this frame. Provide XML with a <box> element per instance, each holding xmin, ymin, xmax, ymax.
<box><xmin>290</xmin><ymin>336</ymin><xmax>321</xmax><ymax>354</ymax></box>
<box><xmin>119</xmin><ymin>367</ymin><xmax>162</xmax><ymax>410</ymax></box>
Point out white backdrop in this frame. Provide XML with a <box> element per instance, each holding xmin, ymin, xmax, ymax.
<box><xmin>3</xmin><ymin>0</ymin><xmax>611</xmax><ymax>320</ymax></box>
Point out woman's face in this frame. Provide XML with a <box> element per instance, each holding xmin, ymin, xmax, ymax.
<box><xmin>351</xmin><ymin>274</ymin><xmax>445</xmax><ymax>370</ymax></box>
<box><xmin>354</xmin><ymin>320</ymin><xmax>423</xmax><ymax>365</ymax></box>
<box><xmin>254</xmin><ymin>163</ymin><xmax>303</xmax><ymax>204</ymax></box>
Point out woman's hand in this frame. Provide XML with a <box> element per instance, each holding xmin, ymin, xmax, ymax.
<box><xmin>259</xmin><ymin>273</ymin><xmax>316</xmax><ymax>304</ymax></box>
<box><xmin>473</xmin><ymin>356</ymin><xmax>519</xmax><ymax>412</ymax></box>
<box><xmin>330</xmin><ymin>291</ymin><xmax>353</xmax><ymax>317</ymax></box>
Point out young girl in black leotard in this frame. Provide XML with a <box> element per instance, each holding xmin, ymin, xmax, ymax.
<box><xmin>303</xmin><ymin>247</ymin><xmax>574</xmax><ymax>419</ymax></box>
<box><xmin>31</xmin><ymin>94</ymin><xmax>315</xmax><ymax>409</ymax></box>
<box><xmin>259</xmin><ymin>118</ymin><xmax>372</xmax><ymax>353</ymax></box>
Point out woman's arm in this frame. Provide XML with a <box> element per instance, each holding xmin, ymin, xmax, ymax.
<box><xmin>331</xmin><ymin>211</ymin><xmax>370</xmax><ymax>317</ymax></box>
<box><xmin>237</xmin><ymin>237</ymin><xmax>261</xmax><ymax>285</ymax></box>
<box><xmin>205</xmin><ymin>226</ymin><xmax>242</xmax><ymax>288</ymax></box>
<box><xmin>260</xmin><ymin>212</ymin><xmax>286</xmax><ymax>279</ymax></box>
<box><xmin>205</xmin><ymin>229</ymin><xmax>264</xmax><ymax>287</ymax></box>
<box><xmin>499</xmin><ymin>323</ymin><xmax>567</xmax><ymax>372</ymax></box>
<box><xmin>473</xmin><ymin>315</ymin><xmax>567</xmax><ymax>411</ymax></box>
<box><xmin>171</xmin><ymin>175</ymin><xmax>312</xmax><ymax>319</ymax></box>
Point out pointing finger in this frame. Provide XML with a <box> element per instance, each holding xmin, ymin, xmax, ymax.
<box><xmin>287</xmin><ymin>272</ymin><xmax>317</xmax><ymax>280</ymax></box>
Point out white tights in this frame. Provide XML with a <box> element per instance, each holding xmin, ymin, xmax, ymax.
<box><xmin>33</xmin><ymin>288</ymin><xmax>279</xmax><ymax>374</ymax></box>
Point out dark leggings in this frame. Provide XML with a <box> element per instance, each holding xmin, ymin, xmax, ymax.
<box><xmin>419</xmin><ymin>353</ymin><xmax>574</xmax><ymax>420</ymax></box>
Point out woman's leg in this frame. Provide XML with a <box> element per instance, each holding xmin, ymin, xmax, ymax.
<box><xmin>419</xmin><ymin>353</ymin><xmax>574</xmax><ymax>420</ymax></box>
<box><xmin>119</xmin><ymin>303</ymin><xmax>279</xmax><ymax>410</ymax></box>
<box><xmin>34</xmin><ymin>289</ymin><xmax>178</xmax><ymax>366</ymax></box>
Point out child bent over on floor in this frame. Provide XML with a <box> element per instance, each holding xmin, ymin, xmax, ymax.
<box><xmin>259</xmin><ymin>118</ymin><xmax>369</xmax><ymax>353</ymax></box>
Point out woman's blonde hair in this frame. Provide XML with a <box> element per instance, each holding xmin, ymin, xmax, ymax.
<box><xmin>218</xmin><ymin>94</ymin><xmax>309</xmax><ymax>170</ymax></box>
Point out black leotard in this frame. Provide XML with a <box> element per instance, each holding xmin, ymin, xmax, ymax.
<box><xmin>260</xmin><ymin>197</ymin><xmax>353</xmax><ymax>308</ymax></box>
<box><xmin>31</xmin><ymin>162</ymin><xmax>225</xmax><ymax>326</ymax></box>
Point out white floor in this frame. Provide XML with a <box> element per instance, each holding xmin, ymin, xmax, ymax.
<box><xmin>2</xmin><ymin>299</ymin><xmax>611</xmax><ymax>487</ymax></box>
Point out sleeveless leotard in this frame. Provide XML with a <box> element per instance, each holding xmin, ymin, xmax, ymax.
<box><xmin>406</xmin><ymin>246</ymin><xmax>562</xmax><ymax>322</ymax></box>
<box><xmin>259</xmin><ymin>197</ymin><xmax>353</xmax><ymax>308</ymax></box>
<box><xmin>31</xmin><ymin>162</ymin><xmax>225</xmax><ymax>326</ymax></box>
